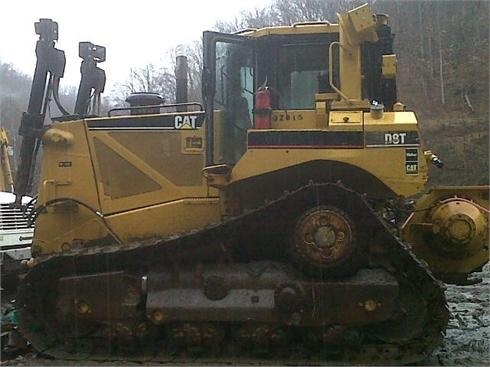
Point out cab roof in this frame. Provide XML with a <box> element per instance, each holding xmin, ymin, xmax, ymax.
<box><xmin>237</xmin><ymin>22</ymin><xmax>340</xmax><ymax>38</ymax></box>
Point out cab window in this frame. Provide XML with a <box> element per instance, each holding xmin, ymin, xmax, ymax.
<box><xmin>275</xmin><ymin>42</ymin><xmax>336</xmax><ymax>110</ymax></box>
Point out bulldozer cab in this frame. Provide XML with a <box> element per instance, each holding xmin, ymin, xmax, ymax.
<box><xmin>201</xmin><ymin>10</ymin><xmax>419</xmax><ymax>203</ymax></box>
<box><xmin>203</xmin><ymin>27</ymin><xmax>340</xmax><ymax>165</ymax></box>
<box><xmin>203</xmin><ymin>29</ymin><xmax>340</xmax><ymax>166</ymax></box>
<box><xmin>202</xmin><ymin>4</ymin><xmax>403</xmax><ymax>174</ymax></box>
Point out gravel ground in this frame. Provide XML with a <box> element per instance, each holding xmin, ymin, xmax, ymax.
<box><xmin>422</xmin><ymin>264</ymin><xmax>489</xmax><ymax>366</ymax></box>
<box><xmin>2</xmin><ymin>265</ymin><xmax>489</xmax><ymax>366</ymax></box>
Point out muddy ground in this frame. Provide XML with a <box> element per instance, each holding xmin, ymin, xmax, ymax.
<box><xmin>2</xmin><ymin>265</ymin><xmax>489</xmax><ymax>366</ymax></box>
<box><xmin>423</xmin><ymin>264</ymin><xmax>489</xmax><ymax>366</ymax></box>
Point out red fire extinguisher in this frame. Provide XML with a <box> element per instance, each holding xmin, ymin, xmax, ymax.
<box><xmin>254</xmin><ymin>86</ymin><xmax>272</xmax><ymax>129</ymax></box>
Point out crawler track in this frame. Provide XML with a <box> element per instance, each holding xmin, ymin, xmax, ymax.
<box><xmin>16</xmin><ymin>183</ymin><xmax>449</xmax><ymax>365</ymax></box>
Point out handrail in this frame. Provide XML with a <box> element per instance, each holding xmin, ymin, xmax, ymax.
<box><xmin>328</xmin><ymin>41</ymin><xmax>349</xmax><ymax>101</ymax></box>
<box><xmin>108</xmin><ymin>102</ymin><xmax>204</xmax><ymax>117</ymax></box>
<box><xmin>293</xmin><ymin>21</ymin><xmax>331</xmax><ymax>27</ymax></box>
<box><xmin>233</xmin><ymin>28</ymin><xmax>258</xmax><ymax>35</ymax></box>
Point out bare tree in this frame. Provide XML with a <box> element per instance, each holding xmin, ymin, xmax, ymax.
<box><xmin>215</xmin><ymin>0</ymin><xmax>363</xmax><ymax>31</ymax></box>
<box><xmin>272</xmin><ymin>0</ymin><xmax>361</xmax><ymax>24</ymax></box>
<box><xmin>110</xmin><ymin>63</ymin><xmax>175</xmax><ymax>107</ymax></box>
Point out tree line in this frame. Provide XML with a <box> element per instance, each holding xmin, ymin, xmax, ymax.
<box><xmin>116</xmin><ymin>0</ymin><xmax>489</xmax><ymax>119</ymax></box>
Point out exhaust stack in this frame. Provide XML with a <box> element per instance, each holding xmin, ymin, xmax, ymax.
<box><xmin>175</xmin><ymin>45</ymin><xmax>188</xmax><ymax>112</ymax></box>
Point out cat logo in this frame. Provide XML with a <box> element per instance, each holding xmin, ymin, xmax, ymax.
<box><xmin>405</xmin><ymin>148</ymin><xmax>418</xmax><ymax>175</ymax></box>
<box><xmin>406</xmin><ymin>163</ymin><xmax>418</xmax><ymax>174</ymax></box>
<box><xmin>174</xmin><ymin>115</ymin><xmax>198</xmax><ymax>129</ymax></box>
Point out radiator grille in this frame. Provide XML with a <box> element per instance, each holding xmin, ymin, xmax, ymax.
<box><xmin>0</xmin><ymin>203</ymin><xmax>34</xmax><ymax>230</ymax></box>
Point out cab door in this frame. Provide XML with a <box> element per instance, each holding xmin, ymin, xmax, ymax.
<box><xmin>202</xmin><ymin>31</ymin><xmax>256</xmax><ymax>166</ymax></box>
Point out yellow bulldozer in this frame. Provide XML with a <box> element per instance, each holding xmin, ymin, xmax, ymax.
<box><xmin>13</xmin><ymin>4</ymin><xmax>488</xmax><ymax>364</ymax></box>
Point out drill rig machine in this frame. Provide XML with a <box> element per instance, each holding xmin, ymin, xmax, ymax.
<box><xmin>13</xmin><ymin>4</ymin><xmax>488</xmax><ymax>364</ymax></box>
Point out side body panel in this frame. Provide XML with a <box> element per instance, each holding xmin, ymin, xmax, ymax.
<box><xmin>34</xmin><ymin>114</ymin><xmax>220</xmax><ymax>255</ymax></box>
<box><xmin>230</xmin><ymin>111</ymin><xmax>428</xmax><ymax>200</ymax></box>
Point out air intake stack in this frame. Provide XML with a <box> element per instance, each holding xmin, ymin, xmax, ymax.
<box><xmin>125</xmin><ymin>92</ymin><xmax>164</xmax><ymax>115</ymax></box>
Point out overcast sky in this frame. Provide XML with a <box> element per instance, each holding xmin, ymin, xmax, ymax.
<box><xmin>1</xmin><ymin>0</ymin><xmax>270</xmax><ymax>92</ymax></box>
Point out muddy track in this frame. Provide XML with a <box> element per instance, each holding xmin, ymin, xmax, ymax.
<box><xmin>12</xmin><ymin>183</ymin><xmax>448</xmax><ymax>365</ymax></box>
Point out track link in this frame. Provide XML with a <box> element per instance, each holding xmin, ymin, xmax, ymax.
<box><xmin>16</xmin><ymin>183</ymin><xmax>449</xmax><ymax>364</ymax></box>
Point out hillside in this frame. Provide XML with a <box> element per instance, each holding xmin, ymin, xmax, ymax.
<box><xmin>422</xmin><ymin>116</ymin><xmax>489</xmax><ymax>186</ymax></box>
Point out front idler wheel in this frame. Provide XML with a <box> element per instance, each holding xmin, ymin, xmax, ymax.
<box><xmin>290</xmin><ymin>205</ymin><xmax>362</xmax><ymax>277</ymax></box>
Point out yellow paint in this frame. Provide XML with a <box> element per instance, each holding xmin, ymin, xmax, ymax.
<box><xmin>0</xmin><ymin>128</ymin><xmax>14</xmax><ymax>192</ymax></box>
<box><xmin>401</xmin><ymin>186</ymin><xmax>489</xmax><ymax>275</ymax></box>
<box><xmin>34</xmin><ymin>116</ymin><xmax>220</xmax><ymax>255</ymax></box>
